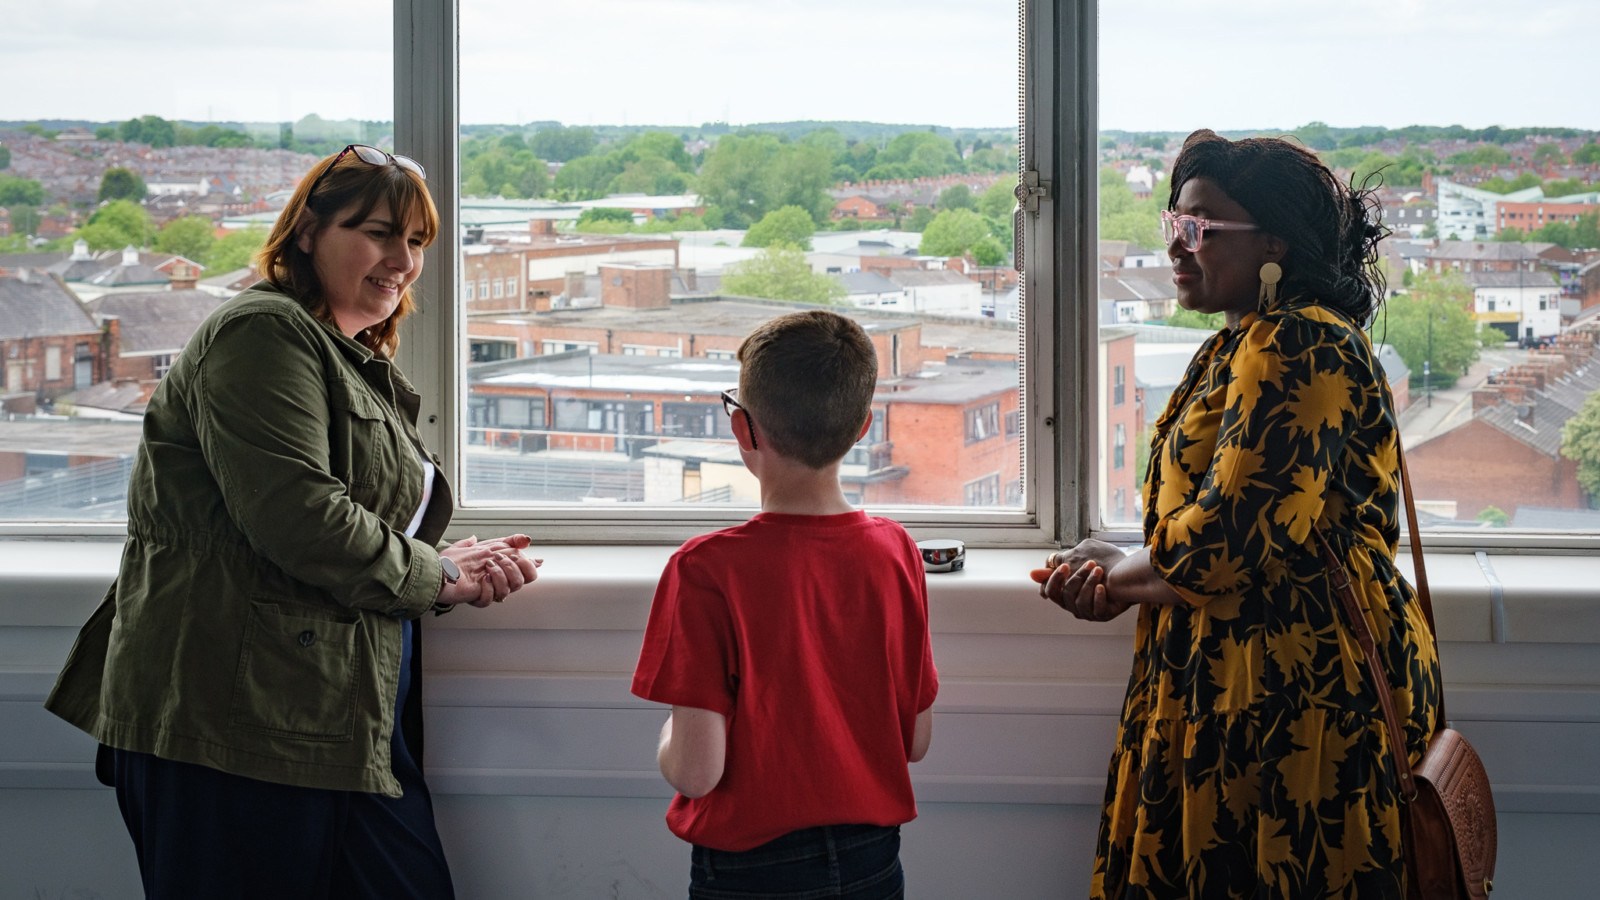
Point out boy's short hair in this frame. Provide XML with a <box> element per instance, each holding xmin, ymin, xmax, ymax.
<box><xmin>737</xmin><ymin>309</ymin><xmax>878</xmax><ymax>469</ymax></box>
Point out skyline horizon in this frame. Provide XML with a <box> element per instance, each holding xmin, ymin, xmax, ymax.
<box><xmin>5</xmin><ymin>115</ymin><xmax>1598</xmax><ymax>141</ymax></box>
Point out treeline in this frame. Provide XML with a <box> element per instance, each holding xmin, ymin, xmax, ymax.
<box><xmin>4</xmin><ymin>114</ymin><xmax>389</xmax><ymax>158</ymax></box>
<box><xmin>462</xmin><ymin>125</ymin><xmax>1019</xmax><ymax>232</ymax></box>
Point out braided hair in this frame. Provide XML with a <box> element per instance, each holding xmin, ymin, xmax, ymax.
<box><xmin>1167</xmin><ymin>129</ymin><xmax>1389</xmax><ymax>327</ymax></box>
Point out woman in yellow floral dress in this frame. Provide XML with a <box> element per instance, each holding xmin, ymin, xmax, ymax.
<box><xmin>1036</xmin><ymin>130</ymin><xmax>1441</xmax><ymax>898</ymax></box>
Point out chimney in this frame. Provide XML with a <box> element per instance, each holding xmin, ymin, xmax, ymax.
<box><xmin>678</xmin><ymin>267</ymin><xmax>697</xmax><ymax>291</ymax></box>
<box><xmin>563</xmin><ymin>270</ymin><xmax>586</xmax><ymax>302</ymax></box>
<box><xmin>530</xmin><ymin>218</ymin><xmax>556</xmax><ymax>236</ymax></box>
<box><xmin>600</xmin><ymin>264</ymin><xmax>670</xmax><ymax>310</ymax></box>
<box><xmin>169</xmin><ymin>261</ymin><xmax>199</xmax><ymax>291</ymax></box>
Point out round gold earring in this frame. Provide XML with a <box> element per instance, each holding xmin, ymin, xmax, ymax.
<box><xmin>1258</xmin><ymin>262</ymin><xmax>1282</xmax><ymax>310</ymax></box>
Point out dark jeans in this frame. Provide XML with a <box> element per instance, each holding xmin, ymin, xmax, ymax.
<box><xmin>690</xmin><ymin>824</ymin><xmax>904</xmax><ymax>899</ymax></box>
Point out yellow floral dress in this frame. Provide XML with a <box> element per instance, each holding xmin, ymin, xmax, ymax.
<box><xmin>1094</xmin><ymin>301</ymin><xmax>1442</xmax><ymax>899</ymax></box>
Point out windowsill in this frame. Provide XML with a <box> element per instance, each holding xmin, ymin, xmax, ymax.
<box><xmin>3</xmin><ymin>538</ymin><xmax>1598</xmax><ymax>644</ymax></box>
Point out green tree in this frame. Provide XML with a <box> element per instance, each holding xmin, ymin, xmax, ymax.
<box><xmin>1531</xmin><ymin>143</ymin><xmax>1565</xmax><ymax>167</ymax></box>
<box><xmin>1475</xmin><ymin>506</ymin><xmax>1510</xmax><ymax>527</ymax></box>
<box><xmin>0</xmin><ymin>145</ymin><xmax>9</xmax><ymax>170</ymax></box>
<box><xmin>21</xmin><ymin>123</ymin><xmax>56</xmax><ymax>139</ymax></box>
<box><xmin>154</xmin><ymin>216</ymin><xmax>216</xmax><ymax>264</ymax></box>
<box><xmin>1573</xmin><ymin>143</ymin><xmax>1600</xmax><ymax>165</ymax></box>
<box><xmin>978</xmin><ymin>176</ymin><xmax>1019</xmax><ymax>219</ymax></box>
<box><xmin>98</xmin><ymin>167</ymin><xmax>147</xmax><ymax>203</ymax></box>
<box><xmin>865</xmin><ymin>132</ymin><xmax>962</xmax><ymax>180</ymax></box>
<box><xmin>531</xmin><ymin>127</ymin><xmax>598</xmax><ymax>163</ymax></box>
<box><xmin>552</xmin><ymin>155</ymin><xmax>623</xmax><ymax>200</ymax></box>
<box><xmin>1165</xmin><ymin>308</ymin><xmax>1225</xmax><ymax>330</ymax></box>
<box><xmin>575</xmin><ymin>207</ymin><xmax>635</xmax><ymax>233</ymax></box>
<box><xmin>919</xmin><ymin>209</ymin><xmax>990</xmax><ymax>257</ymax></box>
<box><xmin>1478</xmin><ymin>173</ymin><xmax>1541</xmax><ymax>193</ymax></box>
<box><xmin>94</xmin><ymin>126</ymin><xmax>116</xmax><ymax>141</ymax></box>
<box><xmin>697</xmin><ymin>134</ymin><xmax>832</xmax><ymax>224</ymax></box>
<box><xmin>938</xmin><ymin>184</ymin><xmax>974</xmax><ymax>211</ymax></box>
<box><xmin>0</xmin><ymin>175</ymin><xmax>46</xmax><ymax>207</ymax></box>
<box><xmin>119</xmin><ymin>115</ymin><xmax>176</xmax><ymax>148</ymax></box>
<box><xmin>7</xmin><ymin>204</ymin><xmax>38</xmax><ymax>237</ymax></box>
<box><xmin>722</xmin><ymin>245</ymin><xmax>844</xmax><ymax>305</ymax></box>
<box><xmin>906</xmin><ymin>206</ymin><xmax>936</xmax><ymax>232</ymax></box>
<box><xmin>1380</xmin><ymin>272</ymin><xmax>1481</xmax><ymax>385</ymax></box>
<box><xmin>208</xmin><ymin>226</ymin><xmax>269</xmax><ymax>272</ymax></box>
<box><xmin>1446</xmin><ymin>146</ymin><xmax>1511</xmax><ymax>166</ymax></box>
<box><xmin>744</xmin><ymin>206</ymin><xmax>817</xmax><ymax>250</ymax></box>
<box><xmin>611</xmin><ymin>156</ymin><xmax>690</xmax><ymax>195</ymax></box>
<box><xmin>76</xmin><ymin>199</ymin><xmax>155</xmax><ymax>250</ymax></box>
<box><xmin>1561</xmin><ymin>390</ymin><xmax>1600</xmax><ymax>505</ymax></box>
<box><xmin>971</xmin><ymin>236</ymin><xmax>1007</xmax><ymax>266</ymax></box>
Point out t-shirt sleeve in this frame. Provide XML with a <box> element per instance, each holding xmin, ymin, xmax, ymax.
<box><xmin>1148</xmin><ymin>312</ymin><xmax>1364</xmax><ymax>605</ymax></box>
<box><xmin>907</xmin><ymin>534</ymin><xmax>939</xmax><ymax>713</ymax></box>
<box><xmin>631</xmin><ymin>546</ymin><xmax>737</xmax><ymax>716</ymax></box>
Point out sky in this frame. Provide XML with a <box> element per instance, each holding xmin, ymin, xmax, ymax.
<box><xmin>1</xmin><ymin>0</ymin><xmax>1594</xmax><ymax>134</ymax></box>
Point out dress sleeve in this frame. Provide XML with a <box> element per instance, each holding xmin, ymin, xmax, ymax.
<box><xmin>1148</xmin><ymin>313</ymin><xmax>1366</xmax><ymax>605</ymax></box>
<box><xmin>631</xmin><ymin>547</ymin><xmax>737</xmax><ymax>716</ymax></box>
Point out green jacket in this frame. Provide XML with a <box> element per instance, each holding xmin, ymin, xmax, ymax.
<box><xmin>46</xmin><ymin>283</ymin><xmax>452</xmax><ymax>797</ymax></box>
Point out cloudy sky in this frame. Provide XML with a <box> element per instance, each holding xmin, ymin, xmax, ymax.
<box><xmin>2</xmin><ymin>0</ymin><xmax>1593</xmax><ymax>133</ymax></box>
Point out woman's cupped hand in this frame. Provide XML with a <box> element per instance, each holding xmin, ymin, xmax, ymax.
<box><xmin>436</xmin><ymin>534</ymin><xmax>542</xmax><ymax>608</ymax></box>
<box><xmin>1030</xmin><ymin>538</ymin><xmax>1134</xmax><ymax>622</ymax></box>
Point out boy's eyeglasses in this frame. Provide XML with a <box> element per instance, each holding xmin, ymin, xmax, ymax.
<box><xmin>720</xmin><ymin>389</ymin><xmax>758</xmax><ymax>449</ymax></box>
<box><xmin>1160</xmin><ymin>209</ymin><xmax>1260</xmax><ymax>252</ymax></box>
<box><xmin>304</xmin><ymin>144</ymin><xmax>427</xmax><ymax>199</ymax></box>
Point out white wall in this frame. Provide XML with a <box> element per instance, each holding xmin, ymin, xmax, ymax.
<box><xmin>4</xmin><ymin>542</ymin><xmax>1600</xmax><ymax>898</ymax></box>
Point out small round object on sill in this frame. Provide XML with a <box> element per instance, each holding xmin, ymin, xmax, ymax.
<box><xmin>917</xmin><ymin>539</ymin><xmax>965</xmax><ymax>573</ymax></box>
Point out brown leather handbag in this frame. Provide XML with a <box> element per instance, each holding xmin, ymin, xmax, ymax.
<box><xmin>1311</xmin><ymin>445</ymin><xmax>1497</xmax><ymax>899</ymax></box>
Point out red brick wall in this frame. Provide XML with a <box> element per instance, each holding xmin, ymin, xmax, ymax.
<box><xmin>1407</xmin><ymin>419</ymin><xmax>1584</xmax><ymax>517</ymax></box>
<box><xmin>463</xmin><ymin>251</ymin><xmax>527</xmax><ymax>312</ymax></box>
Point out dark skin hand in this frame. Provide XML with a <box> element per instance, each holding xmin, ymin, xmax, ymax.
<box><xmin>1030</xmin><ymin>539</ymin><xmax>1186</xmax><ymax>621</ymax></box>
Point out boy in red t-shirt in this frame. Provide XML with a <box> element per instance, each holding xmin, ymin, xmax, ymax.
<box><xmin>632</xmin><ymin>309</ymin><xmax>938</xmax><ymax>899</ymax></box>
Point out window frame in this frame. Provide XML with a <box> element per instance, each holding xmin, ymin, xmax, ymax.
<box><xmin>391</xmin><ymin>0</ymin><xmax>1071</xmax><ymax>547</ymax></box>
<box><xmin>11</xmin><ymin>0</ymin><xmax>1591</xmax><ymax>553</ymax></box>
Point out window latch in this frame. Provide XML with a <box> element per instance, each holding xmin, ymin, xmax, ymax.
<box><xmin>1014</xmin><ymin>170</ymin><xmax>1051</xmax><ymax>214</ymax></box>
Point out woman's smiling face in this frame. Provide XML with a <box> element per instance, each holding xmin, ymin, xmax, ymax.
<box><xmin>1168</xmin><ymin>177</ymin><xmax>1282</xmax><ymax>328</ymax></box>
<box><xmin>301</xmin><ymin>201</ymin><xmax>428</xmax><ymax>338</ymax></box>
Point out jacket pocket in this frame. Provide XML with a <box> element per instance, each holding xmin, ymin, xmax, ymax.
<box><xmin>327</xmin><ymin>378</ymin><xmax>403</xmax><ymax>511</ymax></box>
<box><xmin>229</xmin><ymin>602</ymin><xmax>363</xmax><ymax>741</ymax></box>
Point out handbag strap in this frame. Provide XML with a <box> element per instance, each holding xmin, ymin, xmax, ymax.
<box><xmin>1309</xmin><ymin>436</ymin><xmax>1444</xmax><ymax>804</ymax></box>
<box><xmin>1311</xmin><ymin>525</ymin><xmax>1418</xmax><ymax>802</ymax></box>
<box><xmin>1397</xmin><ymin>442</ymin><xmax>1446</xmax><ymax>727</ymax></box>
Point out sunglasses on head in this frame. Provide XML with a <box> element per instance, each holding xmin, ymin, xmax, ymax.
<box><xmin>304</xmin><ymin>144</ymin><xmax>426</xmax><ymax>200</ymax></box>
<box><xmin>1160</xmin><ymin>209</ymin><xmax>1260</xmax><ymax>253</ymax></box>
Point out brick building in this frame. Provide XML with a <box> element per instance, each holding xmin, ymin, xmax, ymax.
<box><xmin>1099</xmin><ymin>328</ymin><xmax>1142</xmax><ymax>524</ymax></box>
<box><xmin>1497</xmin><ymin>200</ymin><xmax>1600</xmax><ymax>233</ymax></box>
<box><xmin>462</xmin><ymin>290</ymin><xmax>1025</xmax><ymax>507</ymax></box>
<box><xmin>1406</xmin><ymin>337</ymin><xmax>1598</xmax><ymax>518</ymax></box>
<box><xmin>0</xmin><ymin>271</ymin><xmax>105</xmax><ymax>403</ymax></box>
<box><xmin>465</xmin><ymin>220</ymin><xmax>679</xmax><ymax>313</ymax></box>
<box><xmin>84</xmin><ymin>286</ymin><xmax>224</xmax><ymax>396</ymax></box>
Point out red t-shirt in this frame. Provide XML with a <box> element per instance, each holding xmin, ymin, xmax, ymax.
<box><xmin>631</xmin><ymin>511</ymin><xmax>939</xmax><ymax>852</ymax></box>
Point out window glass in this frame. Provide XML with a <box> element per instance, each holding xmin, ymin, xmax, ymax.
<box><xmin>0</xmin><ymin>0</ymin><xmax>390</xmax><ymax>522</ymax></box>
<box><xmin>1098</xmin><ymin>0</ymin><xmax>1600</xmax><ymax>534</ymax></box>
<box><xmin>459</xmin><ymin>0</ymin><xmax>1024</xmax><ymax>512</ymax></box>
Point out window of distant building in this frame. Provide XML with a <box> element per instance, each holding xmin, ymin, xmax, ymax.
<box><xmin>963</xmin><ymin>474</ymin><xmax>1001</xmax><ymax>506</ymax></box>
<box><xmin>965</xmin><ymin>402</ymin><xmax>1001</xmax><ymax>444</ymax></box>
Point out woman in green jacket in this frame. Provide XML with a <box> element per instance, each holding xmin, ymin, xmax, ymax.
<box><xmin>46</xmin><ymin>145</ymin><xmax>538</xmax><ymax>899</ymax></box>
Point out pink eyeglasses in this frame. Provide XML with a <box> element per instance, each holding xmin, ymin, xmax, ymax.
<box><xmin>1160</xmin><ymin>209</ymin><xmax>1260</xmax><ymax>252</ymax></box>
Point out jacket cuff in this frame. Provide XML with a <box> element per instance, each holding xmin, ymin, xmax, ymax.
<box><xmin>393</xmin><ymin>541</ymin><xmax>445</xmax><ymax>619</ymax></box>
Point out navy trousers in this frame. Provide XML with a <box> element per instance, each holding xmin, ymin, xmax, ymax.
<box><xmin>113</xmin><ymin>620</ymin><xmax>454</xmax><ymax>900</ymax></box>
<box><xmin>690</xmin><ymin>824</ymin><xmax>904</xmax><ymax>899</ymax></box>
